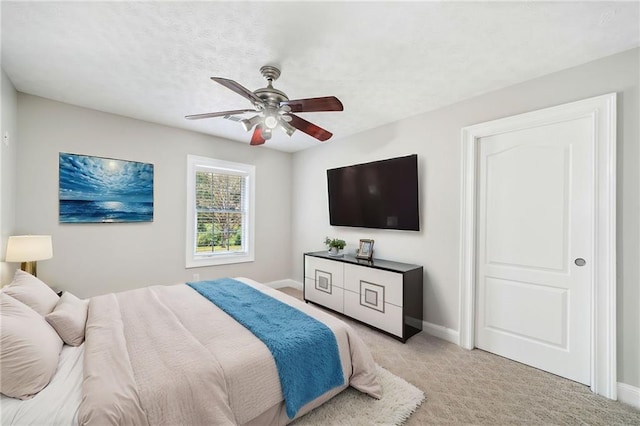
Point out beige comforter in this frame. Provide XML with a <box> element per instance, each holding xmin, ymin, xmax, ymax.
<box><xmin>78</xmin><ymin>278</ymin><xmax>381</xmax><ymax>425</ymax></box>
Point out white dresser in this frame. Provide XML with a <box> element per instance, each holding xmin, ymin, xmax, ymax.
<box><xmin>304</xmin><ymin>251</ymin><xmax>423</xmax><ymax>342</ymax></box>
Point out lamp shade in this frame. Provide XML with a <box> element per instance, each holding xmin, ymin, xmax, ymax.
<box><xmin>5</xmin><ymin>235</ymin><xmax>53</xmax><ymax>262</ymax></box>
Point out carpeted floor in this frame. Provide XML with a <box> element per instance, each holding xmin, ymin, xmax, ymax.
<box><xmin>278</xmin><ymin>287</ymin><xmax>640</xmax><ymax>425</ymax></box>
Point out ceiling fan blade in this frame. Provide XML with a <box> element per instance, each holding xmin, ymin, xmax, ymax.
<box><xmin>185</xmin><ymin>109</ymin><xmax>256</xmax><ymax>120</ymax></box>
<box><xmin>250</xmin><ymin>125</ymin><xmax>266</xmax><ymax>146</ymax></box>
<box><xmin>281</xmin><ymin>96</ymin><xmax>343</xmax><ymax>113</ymax></box>
<box><xmin>211</xmin><ymin>77</ymin><xmax>264</xmax><ymax>105</ymax></box>
<box><xmin>286</xmin><ymin>114</ymin><xmax>333</xmax><ymax>141</ymax></box>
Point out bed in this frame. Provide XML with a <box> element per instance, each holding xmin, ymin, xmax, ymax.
<box><xmin>0</xmin><ymin>274</ymin><xmax>381</xmax><ymax>425</ymax></box>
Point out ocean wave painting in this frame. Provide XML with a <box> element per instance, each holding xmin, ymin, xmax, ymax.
<box><xmin>59</xmin><ymin>153</ymin><xmax>154</xmax><ymax>223</ymax></box>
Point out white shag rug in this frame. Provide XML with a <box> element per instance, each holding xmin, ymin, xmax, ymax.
<box><xmin>292</xmin><ymin>365</ymin><xmax>425</xmax><ymax>426</ymax></box>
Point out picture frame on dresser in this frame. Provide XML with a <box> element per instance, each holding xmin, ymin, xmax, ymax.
<box><xmin>356</xmin><ymin>239</ymin><xmax>374</xmax><ymax>260</ymax></box>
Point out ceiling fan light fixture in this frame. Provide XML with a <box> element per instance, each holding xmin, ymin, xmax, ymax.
<box><xmin>280</xmin><ymin>120</ymin><xmax>296</xmax><ymax>136</ymax></box>
<box><xmin>240</xmin><ymin>115</ymin><xmax>261</xmax><ymax>132</ymax></box>
<box><xmin>264</xmin><ymin>114</ymin><xmax>279</xmax><ymax>129</ymax></box>
<box><xmin>261</xmin><ymin>127</ymin><xmax>272</xmax><ymax>140</ymax></box>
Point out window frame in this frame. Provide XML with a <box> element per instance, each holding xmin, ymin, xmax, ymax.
<box><xmin>186</xmin><ymin>155</ymin><xmax>255</xmax><ymax>268</ymax></box>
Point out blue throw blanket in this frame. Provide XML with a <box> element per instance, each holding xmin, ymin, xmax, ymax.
<box><xmin>187</xmin><ymin>278</ymin><xmax>345</xmax><ymax>419</ymax></box>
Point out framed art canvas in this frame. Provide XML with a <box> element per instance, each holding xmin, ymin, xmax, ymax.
<box><xmin>59</xmin><ymin>153</ymin><xmax>154</xmax><ymax>223</ymax></box>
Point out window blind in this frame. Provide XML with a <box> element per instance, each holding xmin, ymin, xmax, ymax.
<box><xmin>195</xmin><ymin>170</ymin><xmax>247</xmax><ymax>255</ymax></box>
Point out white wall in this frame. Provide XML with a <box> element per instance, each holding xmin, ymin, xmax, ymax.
<box><xmin>0</xmin><ymin>68</ymin><xmax>19</xmax><ymax>284</ymax></box>
<box><xmin>15</xmin><ymin>94</ymin><xmax>292</xmax><ymax>298</ymax></box>
<box><xmin>291</xmin><ymin>48</ymin><xmax>640</xmax><ymax>388</ymax></box>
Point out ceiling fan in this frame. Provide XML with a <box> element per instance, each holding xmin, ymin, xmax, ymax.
<box><xmin>186</xmin><ymin>65</ymin><xmax>343</xmax><ymax>146</ymax></box>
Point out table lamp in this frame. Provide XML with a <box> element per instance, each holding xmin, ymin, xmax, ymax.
<box><xmin>5</xmin><ymin>235</ymin><xmax>53</xmax><ymax>277</ymax></box>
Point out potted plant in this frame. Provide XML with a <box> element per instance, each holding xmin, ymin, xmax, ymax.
<box><xmin>324</xmin><ymin>237</ymin><xmax>346</xmax><ymax>256</ymax></box>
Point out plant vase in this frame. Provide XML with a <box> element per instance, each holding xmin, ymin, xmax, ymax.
<box><xmin>328</xmin><ymin>247</ymin><xmax>343</xmax><ymax>257</ymax></box>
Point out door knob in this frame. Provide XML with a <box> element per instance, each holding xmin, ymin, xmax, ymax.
<box><xmin>574</xmin><ymin>258</ymin><xmax>586</xmax><ymax>266</ymax></box>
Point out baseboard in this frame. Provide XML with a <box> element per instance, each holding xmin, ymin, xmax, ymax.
<box><xmin>421</xmin><ymin>320</ymin><xmax>459</xmax><ymax>344</ymax></box>
<box><xmin>265</xmin><ymin>279</ymin><xmax>303</xmax><ymax>290</ymax></box>
<box><xmin>617</xmin><ymin>382</ymin><xmax>640</xmax><ymax>409</ymax></box>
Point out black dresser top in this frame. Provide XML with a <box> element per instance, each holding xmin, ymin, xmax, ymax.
<box><xmin>305</xmin><ymin>251</ymin><xmax>422</xmax><ymax>273</ymax></box>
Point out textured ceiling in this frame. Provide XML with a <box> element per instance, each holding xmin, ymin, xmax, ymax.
<box><xmin>2</xmin><ymin>1</ymin><xmax>639</xmax><ymax>152</ymax></box>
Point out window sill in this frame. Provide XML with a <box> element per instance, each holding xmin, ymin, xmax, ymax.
<box><xmin>186</xmin><ymin>253</ymin><xmax>255</xmax><ymax>268</ymax></box>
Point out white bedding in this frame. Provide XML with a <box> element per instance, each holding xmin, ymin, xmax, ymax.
<box><xmin>1</xmin><ymin>344</ymin><xmax>83</xmax><ymax>425</ymax></box>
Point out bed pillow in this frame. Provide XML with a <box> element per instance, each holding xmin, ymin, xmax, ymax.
<box><xmin>2</xmin><ymin>270</ymin><xmax>59</xmax><ymax>316</ymax></box>
<box><xmin>0</xmin><ymin>293</ymin><xmax>63</xmax><ymax>399</ymax></box>
<box><xmin>45</xmin><ymin>292</ymin><xmax>89</xmax><ymax>346</ymax></box>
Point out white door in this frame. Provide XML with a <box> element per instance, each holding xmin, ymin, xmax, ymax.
<box><xmin>475</xmin><ymin>117</ymin><xmax>593</xmax><ymax>385</ymax></box>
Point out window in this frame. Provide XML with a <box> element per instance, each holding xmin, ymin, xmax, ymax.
<box><xmin>186</xmin><ymin>155</ymin><xmax>255</xmax><ymax>267</ymax></box>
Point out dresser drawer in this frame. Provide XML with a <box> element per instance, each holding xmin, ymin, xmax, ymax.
<box><xmin>304</xmin><ymin>256</ymin><xmax>344</xmax><ymax>287</ymax></box>
<box><xmin>344</xmin><ymin>264</ymin><xmax>403</xmax><ymax>307</ymax></box>
<box><xmin>344</xmin><ymin>290</ymin><xmax>403</xmax><ymax>337</ymax></box>
<box><xmin>304</xmin><ymin>277</ymin><xmax>344</xmax><ymax>312</ymax></box>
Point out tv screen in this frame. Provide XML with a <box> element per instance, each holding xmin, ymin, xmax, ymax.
<box><xmin>327</xmin><ymin>154</ymin><xmax>419</xmax><ymax>231</ymax></box>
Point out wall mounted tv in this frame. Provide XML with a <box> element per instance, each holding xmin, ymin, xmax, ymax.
<box><xmin>327</xmin><ymin>154</ymin><xmax>419</xmax><ymax>231</ymax></box>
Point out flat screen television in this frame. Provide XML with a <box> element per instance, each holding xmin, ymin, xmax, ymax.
<box><xmin>327</xmin><ymin>154</ymin><xmax>419</xmax><ymax>231</ymax></box>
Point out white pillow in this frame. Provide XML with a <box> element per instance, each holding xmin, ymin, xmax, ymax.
<box><xmin>45</xmin><ymin>292</ymin><xmax>89</xmax><ymax>346</ymax></box>
<box><xmin>0</xmin><ymin>293</ymin><xmax>63</xmax><ymax>399</ymax></box>
<box><xmin>2</xmin><ymin>270</ymin><xmax>59</xmax><ymax>316</ymax></box>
